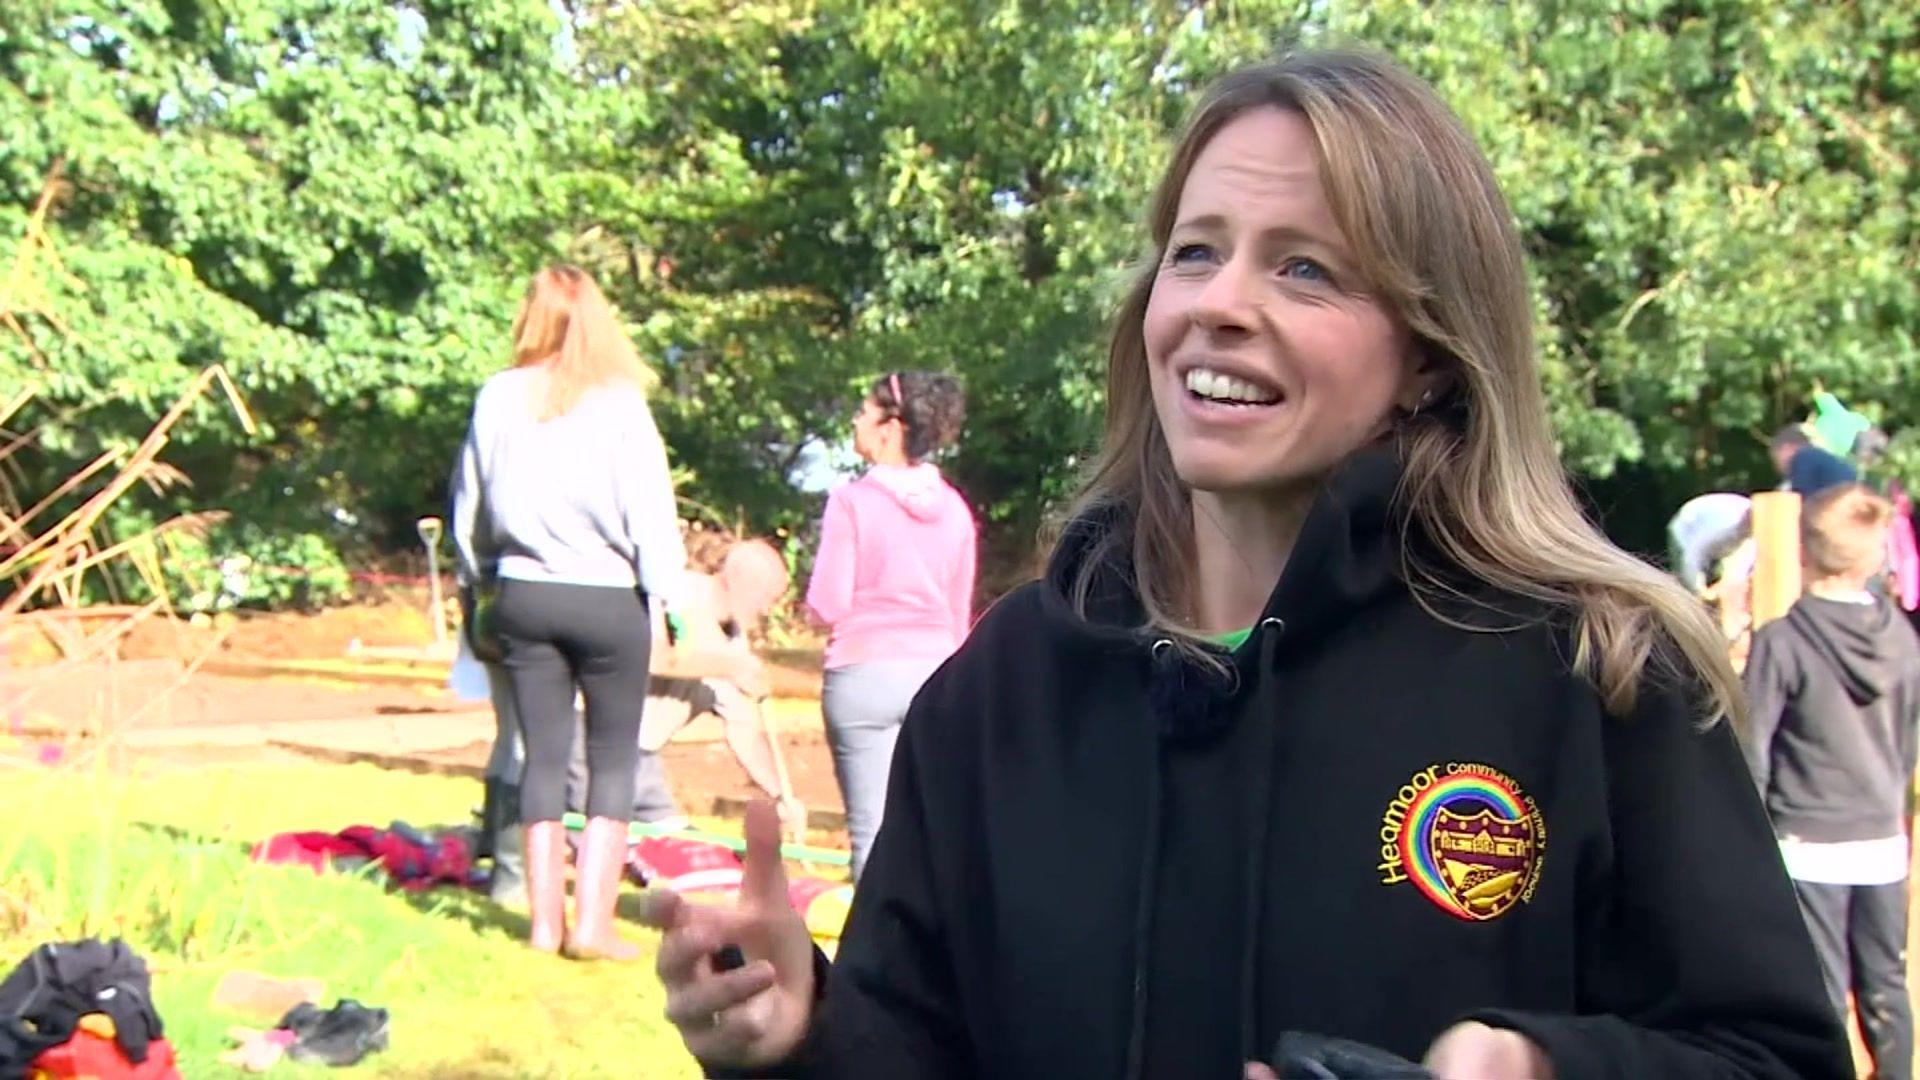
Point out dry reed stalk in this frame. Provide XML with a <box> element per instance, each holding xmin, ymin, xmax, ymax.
<box><xmin>1</xmin><ymin>164</ymin><xmax>257</xmax><ymax>748</ymax></box>
<box><xmin>2</xmin><ymin>364</ymin><xmax>256</xmax><ymax>619</ymax></box>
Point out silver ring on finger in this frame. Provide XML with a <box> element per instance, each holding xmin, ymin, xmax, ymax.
<box><xmin>709</xmin><ymin>1009</ymin><xmax>724</xmax><ymax>1029</ymax></box>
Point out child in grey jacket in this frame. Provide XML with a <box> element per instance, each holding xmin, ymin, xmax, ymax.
<box><xmin>1745</xmin><ymin>483</ymin><xmax>1920</xmax><ymax>1080</ymax></box>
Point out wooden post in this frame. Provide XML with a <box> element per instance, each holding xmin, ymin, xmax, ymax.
<box><xmin>1749</xmin><ymin>491</ymin><xmax>1802</xmax><ymax>629</ymax></box>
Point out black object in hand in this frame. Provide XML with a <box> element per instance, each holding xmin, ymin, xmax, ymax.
<box><xmin>1269</xmin><ymin>1031</ymin><xmax>1433</xmax><ymax>1079</ymax></box>
<box><xmin>712</xmin><ymin>944</ymin><xmax>746</xmax><ymax>972</ymax></box>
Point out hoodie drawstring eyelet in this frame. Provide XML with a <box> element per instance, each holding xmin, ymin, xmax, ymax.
<box><xmin>1256</xmin><ymin>617</ymin><xmax>1285</xmax><ymax>673</ymax></box>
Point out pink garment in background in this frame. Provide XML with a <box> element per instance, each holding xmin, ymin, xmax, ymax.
<box><xmin>806</xmin><ymin>463</ymin><xmax>977</xmax><ymax>670</ymax></box>
<box><xmin>1889</xmin><ymin>484</ymin><xmax>1918</xmax><ymax>612</ymax></box>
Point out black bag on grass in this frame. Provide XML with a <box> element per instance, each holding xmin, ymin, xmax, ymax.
<box><xmin>0</xmin><ymin>939</ymin><xmax>164</xmax><ymax>1073</ymax></box>
<box><xmin>278</xmin><ymin>999</ymin><xmax>390</xmax><ymax>1067</ymax></box>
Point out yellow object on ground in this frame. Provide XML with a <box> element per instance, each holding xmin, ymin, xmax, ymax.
<box><xmin>803</xmin><ymin>884</ymin><xmax>855</xmax><ymax>941</ymax></box>
<box><xmin>76</xmin><ymin>1013</ymin><xmax>116</xmax><ymax>1040</ymax></box>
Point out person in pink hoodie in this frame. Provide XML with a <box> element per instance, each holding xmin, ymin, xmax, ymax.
<box><xmin>806</xmin><ymin>370</ymin><xmax>976</xmax><ymax>879</ymax></box>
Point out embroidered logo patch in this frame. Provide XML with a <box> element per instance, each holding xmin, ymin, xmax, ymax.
<box><xmin>1377</xmin><ymin>762</ymin><xmax>1545</xmax><ymax>921</ymax></box>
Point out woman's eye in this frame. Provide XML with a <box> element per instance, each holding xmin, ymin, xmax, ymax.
<box><xmin>1168</xmin><ymin>243</ymin><xmax>1214</xmax><ymax>265</ymax></box>
<box><xmin>1280</xmin><ymin>257</ymin><xmax>1330</xmax><ymax>283</ymax></box>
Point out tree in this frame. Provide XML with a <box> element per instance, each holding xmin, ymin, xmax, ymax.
<box><xmin>588</xmin><ymin>0</ymin><xmax>1920</xmax><ymax>567</ymax></box>
<box><xmin>6</xmin><ymin>0</ymin><xmax>1916</xmax><ymax>602</ymax></box>
<box><xmin>576</xmin><ymin>0</ymin><xmax>1309</xmax><ymax>581</ymax></box>
<box><xmin>1328</xmin><ymin>0</ymin><xmax>1920</xmax><ymax>546</ymax></box>
<box><xmin>0</xmin><ymin>0</ymin><xmax>659</xmax><ymax>569</ymax></box>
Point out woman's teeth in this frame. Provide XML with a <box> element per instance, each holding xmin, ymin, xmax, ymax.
<box><xmin>1184</xmin><ymin>368</ymin><xmax>1278</xmax><ymax>405</ymax></box>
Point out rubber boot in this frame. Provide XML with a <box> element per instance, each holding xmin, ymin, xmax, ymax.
<box><xmin>488</xmin><ymin>784</ymin><xmax>527</xmax><ymax>909</ymax></box>
<box><xmin>523</xmin><ymin>820</ymin><xmax>569</xmax><ymax>954</ymax></box>
<box><xmin>474</xmin><ymin>779</ymin><xmax>500</xmax><ymax>860</ymax></box>
<box><xmin>562</xmin><ymin>817</ymin><xmax>640</xmax><ymax>961</ymax></box>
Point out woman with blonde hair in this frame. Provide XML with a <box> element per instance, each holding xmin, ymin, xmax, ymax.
<box><xmin>641</xmin><ymin>51</ymin><xmax>1845</xmax><ymax>1077</ymax></box>
<box><xmin>452</xmin><ymin>264</ymin><xmax>684</xmax><ymax>960</ymax></box>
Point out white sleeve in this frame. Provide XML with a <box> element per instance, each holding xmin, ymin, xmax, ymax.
<box><xmin>619</xmin><ymin>392</ymin><xmax>688</xmax><ymax>607</ymax></box>
<box><xmin>449</xmin><ymin>407</ymin><xmax>491</xmax><ymax>587</ymax></box>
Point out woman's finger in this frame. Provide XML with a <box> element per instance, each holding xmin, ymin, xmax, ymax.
<box><xmin>655</xmin><ymin>919</ymin><xmax>721</xmax><ymax>985</ymax></box>
<box><xmin>634</xmin><ymin>888</ymin><xmax>684</xmax><ymax>931</ymax></box>
<box><xmin>664</xmin><ymin>960</ymin><xmax>778</xmax><ymax>1028</ymax></box>
<box><xmin>682</xmin><ymin>990</ymin><xmax>779</xmax><ymax>1061</ymax></box>
<box><xmin>655</xmin><ymin>906</ymin><xmax>755</xmax><ymax>985</ymax></box>
<box><xmin>739</xmin><ymin>799</ymin><xmax>791</xmax><ymax>911</ymax></box>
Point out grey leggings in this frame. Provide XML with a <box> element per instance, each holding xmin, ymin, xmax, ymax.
<box><xmin>494</xmin><ymin>579</ymin><xmax>652</xmax><ymax>823</ymax></box>
<box><xmin>482</xmin><ymin>663</ymin><xmax>679</xmax><ymax>823</ymax></box>
<box><xmin>822</xmin><ymin>657</ymin><xmax>943</xmax><ymax>881</ymax></box>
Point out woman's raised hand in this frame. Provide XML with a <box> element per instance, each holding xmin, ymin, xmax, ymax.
<box><xmin>639</xmin><ymin>800</ymin><xmax>818</xmax><ymax>1069</ymax></box>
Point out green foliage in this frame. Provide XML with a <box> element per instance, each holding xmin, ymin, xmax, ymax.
<box><xmin>149</xmin><ymin>526</ymin><xmax>353</xmax><ymax>613</ymax></box>
<box><xmin>560</xmin><ymin>0</ymin><xmax>1920</xmax><ymax>559</ymax></box>
<box><xmin>575</xmin><ymin>0</ymin><xmax>1308</xmax><ymax>572</ymax></box>
<box><xmin>0</xmin><ymin>0</ymin><xmax>651</xmax><ymax>554</ymax></box>
<box><xmin>5</xmin><ymin>0</ymin><xmax>1918</xmax><ymax>588</ymax></box>
<box><xmin>1325</xmin><ymin>0</ymin><xmax>1920</xmax><ymax>544</ymax></box>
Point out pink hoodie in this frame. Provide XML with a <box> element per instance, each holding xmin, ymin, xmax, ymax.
<box><xmin>806</xmin><ymin>464</ymin><xmax>978</xmax><ymax>670</ymax></box>
<box><xmin>1890</xmin><ymin>484</ymin><xmax>1919</xmax><ymax>612</ymax></box>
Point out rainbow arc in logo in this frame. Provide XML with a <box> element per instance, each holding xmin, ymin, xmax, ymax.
<box><xmin>1396</xmin><ymin>770</ymin><xmax>1535</xmax><ymax>921</ymax></box>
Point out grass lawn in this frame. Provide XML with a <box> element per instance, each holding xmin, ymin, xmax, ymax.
<box><xmin>0</xmin><ymin>760</ymin><xmax>701</xmax><ymax>1078</ymax></box>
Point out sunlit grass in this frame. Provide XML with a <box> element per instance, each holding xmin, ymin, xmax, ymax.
<box><xmin>0</xmin><ymin>762</ymin><xmax>697</xmax><ymax>1078</ymax></box>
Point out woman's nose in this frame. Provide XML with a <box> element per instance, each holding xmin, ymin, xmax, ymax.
<box><xmin>1189</xmin><ymin>258</ymin><xmax>1257</xmax><ymax>334</ymax></box>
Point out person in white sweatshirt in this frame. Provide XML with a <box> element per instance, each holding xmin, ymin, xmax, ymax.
<box><xmin>450</xmin><ymin>265</ymin><xmax>685</xmax><ymax>960</ymax></box>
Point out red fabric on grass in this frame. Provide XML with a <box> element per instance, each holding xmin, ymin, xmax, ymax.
<box><xmin>251</xmin><ymin>826</ymin><xmax>473</xmax><ymax>891</ymax></box>
<box><xmin>30</xmin><ymin>1029</ymin><xmax>181</xmax><ymax>1080</ymax></box>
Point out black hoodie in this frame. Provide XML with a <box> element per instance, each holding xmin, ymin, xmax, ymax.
<box><xmin>1744</xmin><ymin>593</ymin><xmax>1920</xmax><ymax>843</ymax></box>
<box><xmin>746</xmin><ymin>449</ymin><xmax>1846</xmax><ymax>1080</ymax></box>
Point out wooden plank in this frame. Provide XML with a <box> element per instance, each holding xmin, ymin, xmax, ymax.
<box><xmin>11</xmin><ymin>605</ymin><xmax>156</xmax><ymax>622</ymax></box>
<box><xmin>200</xmin><ymin>650</ymin><xmax>823</xmax><ymax>699</ymax></box>
<box><xmin>200</xmin><ymin>657</ymin><xmax>449</xmax><ymax>688</ymax></box>
<box><xmin>1750</xmin><ymin>490</ymin><xmax>1802</xmax><ymax>629</ymax></box>
<box><xmin>268</xmin><ymin>739</ymin><xmax>485</xmax><ymax>779</ymax></box>
<box><xmin>711</xmin><ymin>794</ymin><xmax>846</xmax><ymax>833</ymax></box>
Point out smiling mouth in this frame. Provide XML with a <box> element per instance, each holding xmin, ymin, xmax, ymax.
<box><xmin>1183</xmin><ymin>366</ymin><xmax>1282</xmax><ymax>407</ymax></box>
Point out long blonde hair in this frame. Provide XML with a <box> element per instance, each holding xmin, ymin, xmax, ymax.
<box><xmin>1068</xmin><ymin>49</ymin><xmax>1741</xmax><ymax>724</ymax></box>
<box><xmin>511</xmin><ymin>265</ymin><xmax>652</xmax><ymax>419</ymax></box>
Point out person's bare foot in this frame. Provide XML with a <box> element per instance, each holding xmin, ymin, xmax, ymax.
<box><xmin>562</xmin><ymin>932</ymin><xmax>641</xmax><ymax>962</ymax></box>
